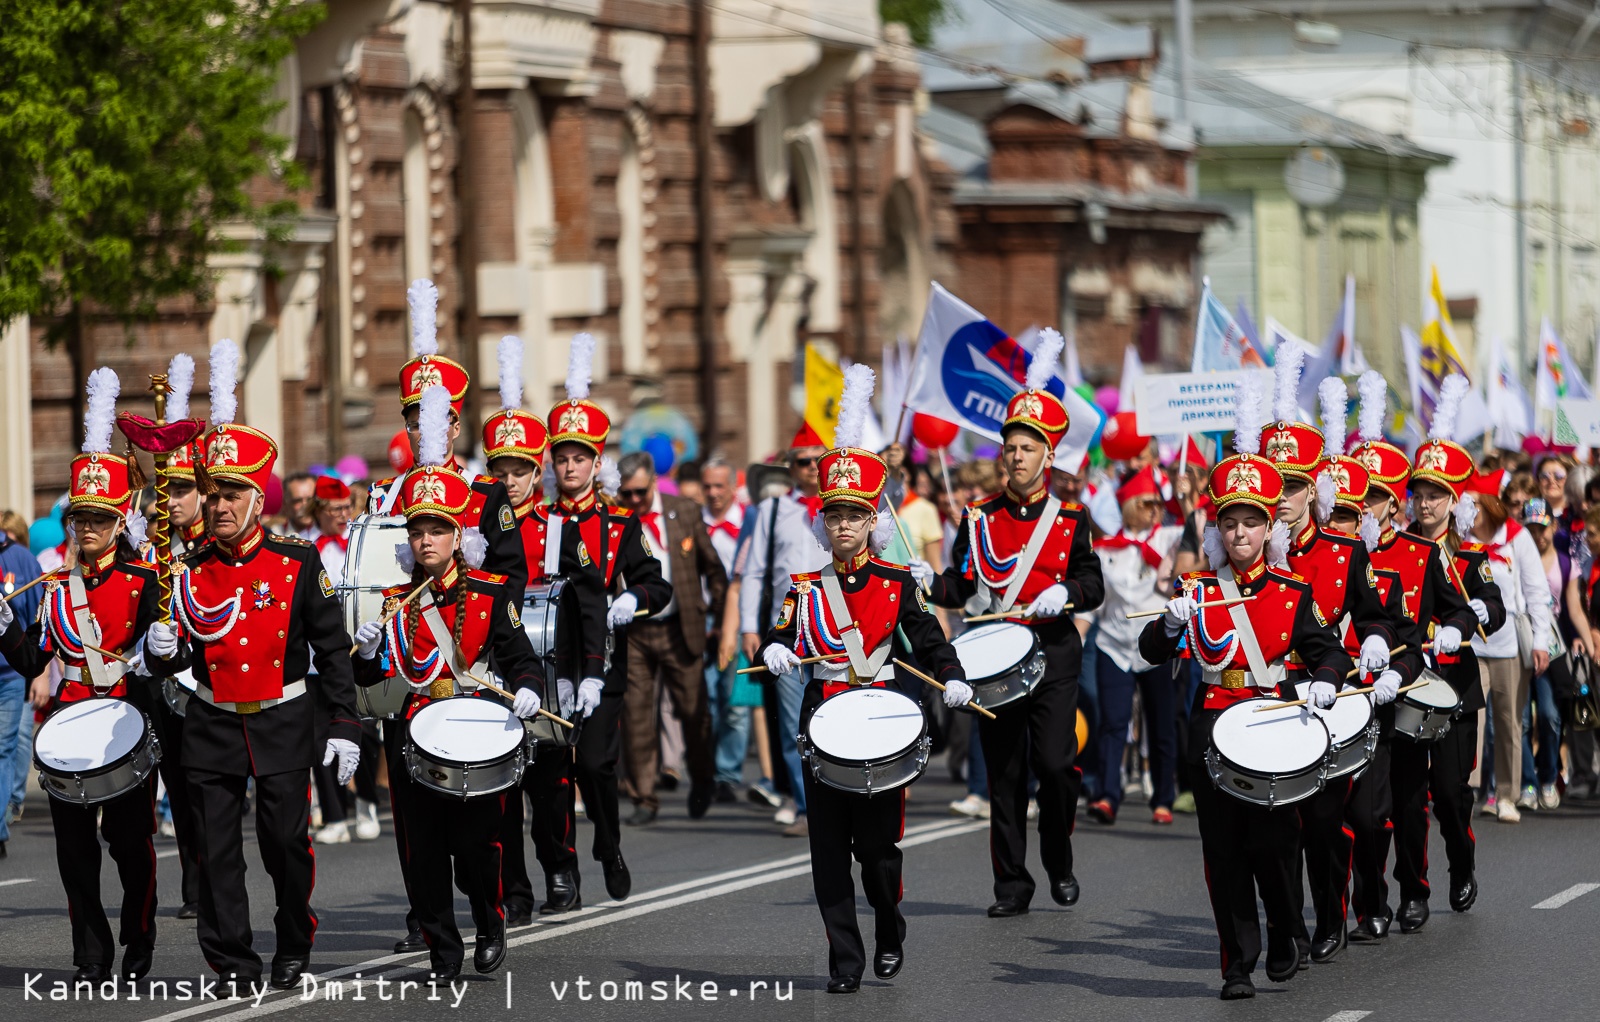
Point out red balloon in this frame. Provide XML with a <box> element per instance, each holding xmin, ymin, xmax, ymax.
<box><xmin>388</xmin><ymin>429</ymin><xmax>415</xmax><ymax>473</ymax></box>
<box><xmin>1099</xmin><ymin>411</ymin><xmax>1150</xmax><ymax>462</ymax></box>
<box><xmin>912</xmin><ymin>413</ymin><xmax>960</xmax><ymax>450</ymax></box>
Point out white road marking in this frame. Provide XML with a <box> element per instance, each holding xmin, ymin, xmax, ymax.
<box><xmin>1533</xmin><ymin>883</ymin><xmax>1600</xmax><ymax>909</ymax></box>
<box><xmin>0</xmin><ymin>877</ymin><xmax>35</xmax><ymax>888</ymax></box>
<box><xmin>135</xmin><ymin>818</ymin><xmax>986</xmax><ymax>1022</ymax></box>
<box><xmin>1321</xmin><ymin>1013</ymin><xmax>1373</xmax><ymax>1022</ymax></box>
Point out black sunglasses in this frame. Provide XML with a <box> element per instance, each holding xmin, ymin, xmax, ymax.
<box><xmin>791</xmin><ymin>456</ymin><xmax>819</xmax><ymax>468</ymax></box>
<box><xmin>619</xmin><ymin>487</ymin><xmax>651</xmax><ymax>501</ymax></box>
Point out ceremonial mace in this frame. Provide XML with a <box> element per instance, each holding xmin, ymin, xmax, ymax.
<box><xmin>117</xmin><ymin>375</ymin><xmax>206</xmax><ymax>622</ymax></box>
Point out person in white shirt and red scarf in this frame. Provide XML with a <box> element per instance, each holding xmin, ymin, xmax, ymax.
<box><xmin>918</xmin><ymin>328</ymin><xmax>1105</xmax><ymax>918</ymax></box>
<box><xmin>1138</xmin><ymin>377</ymin><xmax>1357</xmax><ymax>1000</ymax></box>
<box><xmin>0</xmin><ymin>369</ymin><xmax>177</xmax><ymax>985</ymax></box>
<box><xmin>760</xmin><ymin>365</ymin><xmax>970</xmax><ymax>993</ymax></box>
<box><xmin>351</xmin><ymin>385</ymin><xmax>548</xmax><ymax>980</ymax></box>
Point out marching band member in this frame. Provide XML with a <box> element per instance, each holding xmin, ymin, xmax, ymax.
<box><xmin>0</xmin><ymin>369</ymin><xmax>173</xmax><ymax>984</ymax></box>
<box><xmin>1138</xmin><ymin>377</ymin><xmax>1356</xmax><ymax>1000</ymax></box>
<box><xmin>171</xmin><ymin>340</ymin><xmax>363</xmax><ymax>994</ymax></box>
<box><xmin>1385</xmin><ymin>374</ymin><xmax>1505</xmax><ymax>927</ymax></box>
<box><xmin>524</xmin><ymin>332</ymin><xmax>671</xmax><ymax>906</ymax></box>
<box><xmin>760</xmin><ymin>365</ymin><xmax>969</xmax><ymax>993</ymax></box>
<box><xmin>351</xmin><ymin>385</ymin><xmax>547</xmax><ymax>980</ymax></box>
<box><xmin>920</xmin><ymin>328</ymin><xmax>1105</xmax><ymax>917</ymax></box>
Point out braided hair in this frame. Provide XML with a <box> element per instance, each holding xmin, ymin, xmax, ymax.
<box><xmin>403</xmin><ymin>536</ymin><xmax>472</xmax><ymax>678</ymax></box>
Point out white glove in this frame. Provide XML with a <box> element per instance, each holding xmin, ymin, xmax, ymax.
<box><xmin>146</xmin><ymin>621</ymin><xmax>179</xmax><ymax>659</ymax></box>
<box><xmin>942</xmin><ymin>679</ymin><xmax>974</xmax><ymax>709</ymax></box>
<box><xmin>1372</xmin><ymin>670</ymin><xmax>1401</xmax><ymax>706</ymax></box>
<box><xmin>1433</xmin><ymin>625</ymin><xmax>1462</xmax><ymax>655</ymax></box>
<box><xmin>354</xmin><ymin>621</ymin><xmax>384</xmax><ymax>660</ymax></box>
<box><xmin>762</xmin><ymin>644</ymin><xmax>803</xmax><ymax>677</ymax></box>
<box><xmin>1027</xmin><ymin>584</ymin><xmax>1070</xmax><ymax>618</ymax></box>
<box><xmin>607</xmin><ymin>592</ymin><xmax>639</xmax><ymax>629</ymax></box>
<box><xmin>576</xmin><ymin>678</ymin><xmax>604</xmax><ymax>718</ymax></box>
<box><xmin>512</xmin><ymin>687</ymin><xmax>542</xmax><ymax>719</ymax></box>
<box><xmin>907</xmin><ymin>559</ymin><xmax>934</xmax><ymax>586</ymax></box>
<box><xmin>129</xmin><ymin>650</ymin><xmax>151</xmax><ymax>677</ymax></box>
<box><xmin>1162</xmin><ymin>596</ymin><xmax>1199</xmax><ymax>633</ymax></box>
<box><xmin>1468</xmin><ymin>598</ymin><xmax>1490</xmax><ymax>625</ymax></box>
<box><xmin>0</xmin><ymin>596</ymin><xmax>13</xmax><ymax>631</ymax></box>
<box><xmin>556</xmin><ymin>679</ymin><xmax>575</xmax><ymax>718</ymax></box>
<box><xmin>323</xmin><ymin>738</ymin><xmax>361</xmax><ymax>785</ymax></box>
<box><xmin>1308</xmin><ymin>681</ymin><xmax>1337</xmax><ymax>709</ymax></box>
<box><xmin>1359</xmin><ymin>635</ymin><xmax>1391</xmax><ymax>676</ymax></box>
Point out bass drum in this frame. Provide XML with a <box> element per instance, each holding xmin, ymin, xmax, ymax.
<box><xmin>338</xmin><ymin>514</ymin><xmax>412</xmax><ymax>719</ymax></box>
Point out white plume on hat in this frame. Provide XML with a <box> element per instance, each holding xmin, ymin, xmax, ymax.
<box><xmin>1273</xmin><ymin>342</ymin><xmax>1305</xmax><ymax>423</ymax></box>
<box><xmin>408</xmin><ymin>279</ymin><xmax>439</xmax><ymax>357</ymax></box>
<box><xmin>209</xmin><ymin>339</ymin><xmax>240</xmax><ymax>426</ymax></box>
<box><xmin>83</xmin><ymin>367</ymin><xmax>120</xmax><ymax>454</ymax></box>
<box><xmin>166</xmin><ymin>353</ymin><xmax>196</xmax><ymax>422</ymax></box>
<box><xmin>1027</xmin><ymin>328</ymin><xmax>1066</xmax><ymax>392</ymax></box>
<box><xmin>1429</xmin><ymin>374</ymin><xmax>1470</xmax><ymax>442</ymax></box>
<box><xmin>566</xmin><ymin>333</ymin><xmax>596</xmax><ymax>401</ymax></box>
<box><xmin>1318</xmin><ymin>377</ymin><xmax>1347</xmax><ymax>439</ymax></box>
<box><xmin>833</xmin><ymin>363</ymin><xmax>877</xmax><ymax>450</ymax></box>
<box><xmin>1357</xmin><ymin>371</ymin><xmax>1386</xmax><ymax>444</ymax></box>
<box><xmin>497</xmin><ymin>335</ymin><xmax>524</xmax><ymax>411</ymax></box>
<box><xmin>417</xmin><ymin>384</ymin><xmax>451</xmax><ymax>467</ymax></box>
<box><xmin>1232</xmin><ymin>373</ymin><xmax>1265</xmax><ymax>455</ymax></box>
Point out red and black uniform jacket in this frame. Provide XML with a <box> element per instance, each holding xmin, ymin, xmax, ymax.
<box><xmin>1287</xmin><ymin>522</ymin><xmax>1423</xmax><ymax>686</ymax></box>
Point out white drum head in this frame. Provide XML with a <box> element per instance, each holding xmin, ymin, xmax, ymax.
<box><xmin>36</xmin><ymin>699</ymin><xmax>145</xmax><ymax>772</ymax></box>
<box><xmin>1212</xmin><ymin>700</ymin><xmax>1328</xmax><ymax>773</ymax></box>
<box><xmin>952</xmin><ymin>624</ymin><xmax>1034</xmax><ymax>677</ymax></box>
<box><xmin>408</xmin><ymin>698</ymin><xmax>523</xmax><ymax>761</ymax></box>
<box><xmin>808</xmin><ymin>688</ymin><xmax>923</xmax><ymax>762</ymax></box>
<box><xmin>1294</xmin><ymin>682</ymin><xmax>1373</xmax><ymax>743</ymax></box>
<box><xmin>1411</xmin><ymin>673</ymin><xmax>1459</xmax><ymax>709</ymax></box>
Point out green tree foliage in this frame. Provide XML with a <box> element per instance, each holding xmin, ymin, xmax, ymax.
<box><xmin>0</xmin><ymin>0</ymin><xmax>325</xmax><ymax>342</ymax></box>
<box><xmin>880</xmin><ymin>0</ymin><xmax>950</xmax><ymax>46</ymax></box>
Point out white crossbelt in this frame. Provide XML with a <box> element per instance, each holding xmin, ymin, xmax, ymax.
<box><xmin>62</xmin><ymin>663</ymin><xmax>127</xmax><ymax>685</ymax></box>
<box><xmin>195</xmin><ymin>680</ymin><xmax>307</xmax><ymax>714</ymax></box>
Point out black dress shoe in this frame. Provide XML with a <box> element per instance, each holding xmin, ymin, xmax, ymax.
<box><xmin>1348</xmin><ymin>912</ymin><xmax>1391</xmax><ymax>942</ymax></box>
<box><xmin>1219</xmin><ymin>977</ymin><xmax>1256</xmax><ymax>1000</ymax></box>
<box><xmin>394</xmin><ymin>928</ymin><xmax>428</xmax><ymax>953</ymax></box>
<box><xmin>473</xmin><ymin>925</ymin><xmax>507</xmax><ymax>974</ymax></box>
<box><xmin>603</xmin><ymin>854</ymin><xmax>632</xmax><ymax>901</ymax></box>
<box><xmin>1050</xmin><ymin>874</ymin><xmax>1080</xmax><ymax>907</ymax></box>
<box><xmin>714</xmin><ymin>781</ymin><xmax>739</xmax><ymax>804</ymax></box>
<box><xmin>1449</xmin><ymin>873</ymin><xmax>1478</xmax><ymax>912</ymax></box>
<box><xmin>826</xmin><ymin>975</ymin><xmax>860</xmax><ymax>994</ymax></box>
<box><xmin>71</xmin><ymin>963</ymin><xmax>111</xmax><ymax>985</ymax></box>
<box><xmin>625</xmin><ymin>805</ymin><xmax>657</xmax><ymax>827</ymax></box>
<box><xmin>658</xmin><ymin>771</ymin><xmax>680</xmax><ymax>792</ymax></box>
<box><xmin>1310</xmin><ymin>926</ymin><xmax>1347</xmax><ymax>964</ymax></box>
<box><xmin>873</xmin><ymin>948</ymin><xmax>903</xmax><ymax>980</ymax></box>
<box><xmin>178</xmin><ymin>902</ymin><xmax>200</xmax><ymax>920</ymax></box>
<box><xmin>505</xmin><ymin>906</ymin><xmax>533</xmax><ymax>928</ymax></box>
<box><xmin>1397</xmin><ymin>898</ymin><xmax>1429</xmax><ymax>933</ymax></box>
<box><xmin>122</xmin><ymin>941</ymin><xmax>154</xmax><ymax>982</ymax></box>
<box><xmin>987</xmin><ymin>897</ymin><xmax>1029</xmax><ymax>917</ymax></box>
<box><xmin>430</xmin><ymin>960</ymin><xmax>462</xmax><ymax>982</ymax></box>
<box><xmin>270</xmin><ymin>956</ymin><xmax>308</xmax><ymax>990</ymax></box>
<box><xmin>1265</xmin><ymin>946</ymin><xmax>1300</xmax><ymax>983</ymax></box>
<box><xmin>540</xmin><ymin>871</ymin><xmax>581</xmax><ymax>914</ymax></box>
<box><xmin>688</xmin><ymin>783</ymin><xmax>714</xmax><ymax>820</ymax></box>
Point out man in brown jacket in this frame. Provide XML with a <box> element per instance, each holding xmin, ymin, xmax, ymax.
<box><xmin>616</xmin><ymin>452</ymin><xmax>729</xmax><ymax>824</ymax></box>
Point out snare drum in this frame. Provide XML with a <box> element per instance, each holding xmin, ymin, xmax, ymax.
<box><xmin>34</xmin><ymin>699</ymin><xmax>162</xmax><ymax>805</ymax></box>
<box><xmin>950</xmin><ymin>624</ymin><xmax>1046</xmax><ymax>710</ymax></box>
<box><xmin>799</xmin><ymin>687</ymin><xmax>930</xmax><ymax>795</ymax></box>
<box><xmin>1294</xmin><ymin>681</ymin><xmax>1378</xmax><ymax>779</ymax></box>
<box><xmin>1205</xmin><ymin>699</ymin><xmax>1330</xmax><ymax>807</ymax></box>
<box><xmin>521</xmin><ymin>579</ymin><xmax>569</xmax><ymax>658</ymax></box>
<box><xmin>339</xmin><ymin>514</ymin><xmax>413</xmax><ymax>719</ymax></box>
<box><xmin>162</xmin><ymin>668</ymin><xmax>198</xmax><ymax>717</ymax></box>
<box><xmin>1392</xmin><ymin>670</ymin><xmax>1459</xmax><ymax>742</ymax></box>
<box><xmin>405</xmin><ymin>696</ymin><xmax>529</xmax><ymax>799</ymax></box>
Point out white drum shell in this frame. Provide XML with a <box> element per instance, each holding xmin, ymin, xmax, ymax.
<box><xmin>34</xmin><ymin>699</ymin><xmax>162</xmax><ymax>805</ymax></box>
<box><xmin>162</xmin><ymin>669</ymin><xmax>198</xmax><ymax>717</ymax></box>
<box><xmin>404</xmin><ymin>697</ymin><xmax>528</xmax><ymax>798</ymax></box>
<box><xmin>800</xmin><ymin>688</ymin><xmax>930</xmax><ymax>795</ymax></box>
<box><xmin>1294</xmin><ymin>681</ymin><xmax>1378</xmax><ymax>779</ymax></box>
<box><xmin>1205</xmin><ymin>699</ymin><xmax>1330</xmax><ymax>807</ymax></box>
<box><xmin>1392</xmin><ymin>671</ymin><xmax>1460</xmax><ymax>742</ymax></box>
<box><xmin>338</xmin><ymin>515</ymin><xmax>412</xmax><ymax>719</ymax></box>
<box><xmin>951</xmin><ymin>624</ymin><xmax>1046</xmax><ymax>710</ymax></box>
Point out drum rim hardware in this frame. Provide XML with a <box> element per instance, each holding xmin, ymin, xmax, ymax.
<box><xmin>34</xmin><ymin>702</ymin><xmax>163</xmax><ymax>805</ymax></box>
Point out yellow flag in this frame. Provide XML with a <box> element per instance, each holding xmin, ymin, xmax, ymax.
<box><xmin>1420</xmin><ymin>265</ymin><xmax>1466</xmax><ymax>378</ymax></box>
<box><xmin>803</xmin><ymin>345</ymin><xmax>844</xmax><ymax>447</ymax></box>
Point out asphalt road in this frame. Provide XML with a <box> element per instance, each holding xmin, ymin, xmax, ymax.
<box><xmin>2</xmin><ymin>770</ymin><xmax>1598</xmax><ymax>1022</ymax></box>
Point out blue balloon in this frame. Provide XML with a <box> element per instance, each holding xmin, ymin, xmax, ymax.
<box><xmin>30</xmin><ymin>517</ymin><xmax>64</xmax><ymax>555</ymax></box>
<box><xmin>642</xmin><ymin>433</ymin><xmax>676</xmax><ymax>476</ymax></box>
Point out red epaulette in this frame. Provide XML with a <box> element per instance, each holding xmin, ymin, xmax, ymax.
<box><xmin>607</xmin><ymin>505</ymin><xmax>636</xmax><ymax>518</ymax></box>
<box><xmin>474</xmin><ymin>474</ymin><xmax>497</xmax><ymax>487</ymax></box>
<box><xmin>468</xmin><ymin>569</ymin><xmax>508</xmax><ymax>586</ymax></box>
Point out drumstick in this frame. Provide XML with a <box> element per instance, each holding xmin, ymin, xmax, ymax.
<box><xmin>351</xmin><ymin>583</ymin><xmax>429</xmax><ymax>654</ymax></box>
<box><xmin>85</xmin><ymin>643</ymin><xmax>133</xmax><ymax>665</ymax></box>
<box><xmin>1124</xmin><ymin>595</ymin><xmax>1254</xmax><ymax>620</ymax></box>
<box><xmin>3</xmin><ymin>573</ymin><xmax>47</xmax><ymax>603</ymax></box>
<box><xmin>1343</xmin><ymin>644</ymin><xmax>1409</xmax><ymax>679</ymax></box>
<box><xmin>736</xmin><ymin>653</ymin><xmax>848</xmax><ymax>675</ymax></box>
<box><xmin>460</xmin><ymin>671</ymin><xmax>574</xmax><ymax>729</ymax></box>
<box><xmin>963</xmin><ymin>604</ymin><xmax>1075</xmax><ymax>624</ymax></box>
<box><xmin>892</xmin><ymin>657</ymin><xmax>997</xmax><ymax>720</ymax></box>
<box><xmin>1256</xmin><ymin>678</ymin><xmax>1431</xmax><ymax>712</ymax></box>
<box><xmin>884</xmin><ymin>500</ymin><xmax>931</xmax><ymax>594</ymax></box>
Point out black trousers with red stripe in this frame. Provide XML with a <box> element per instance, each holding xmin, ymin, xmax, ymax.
<box><xmin>522</xmin><ymin>693</ymin><xmax>624</xmax><ymax>888</ymax></box>
<box><xmin>1291</xmin><ymin>774</ymin><xmax>1354</xmax><ymax>948</ymax></box>
<box><xmin>405</xmin><ymin>788</ymin><xmax>507</xmax><ymax>972</ymax></box>
<box><xmin>48</xmin><ymin>779</ymin><xmax>160</xmax><ymax>967</ymax></box>
<box><xmin>187</xmin><ymin>768</ymin><xmax>317</xmax><ymax>981</ymax></box>
<box><xmin>801</xmin><ymin>773</ymin><xmax>906</xmax><ymax>982</ymax></box>
<box><xmin>1390</xmin><ymin>714</ymin><xmax>1478</xmax><ymax>902</ymax></box>
<box><xmin>1346</xmin><ymin>740</ymin><xmax>1394</xmax><ymax>924</ymax></box>
<box><xmin>153</xmin><ymin>703</ymin><xmax>202</xmax><ymax>909</ymax></box>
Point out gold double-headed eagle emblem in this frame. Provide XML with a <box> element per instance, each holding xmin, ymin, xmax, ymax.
<box><xmin>208</xmin><ymin>433</ymin><xmax>239</xmax><ymax>466</ymax></box>
<box><xmin>410</xmin><ymin>471</ymin><xmax>447</xmax><ymax>505</ymax></box>
<box><xmin>1325</xmin><ymin>461</ymin><xmax>1351</xmax><ymax>491</ymax></box>
<box><xmin>1416</xmin><ymin>442</ymin><xmax>1449</xmax><ymax>473</ymax></box>
<box><xmin>559</xmin><ymin>403</ymin><xmax>588</xmax><ymax>434</ymax></box>
<box><xmin>1225</xmin><ymin>460</ymin><xmax>1261</xmax><ymax>493</ymax></box>
<box><xmin>412</xmin><ymin>361</ymin><xmax>444</xmax><ymax>390</ymax></box>
<box><xmin>1264</xmin><ymin>428</ymin><xmax>1298</xmax><ymax>462</ymax></box>
<box><xmin>494</xmin><ymin>418</ymin><xmax>526</xmax><ymax>448</ymax></box>
<box><xmin>1014</xmin><ymin>392</ymin><xmax>1045</xmax><ymax>420</ymax></box>
<box><xmin>76</xmin><ymin>461</ymin><xmax>111</xmax><ymax>495</ymax></box>
<box><xmin>827</xmin><ymin>455</ymin><xmax>862</xmax><ymax>490</ymax></box>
